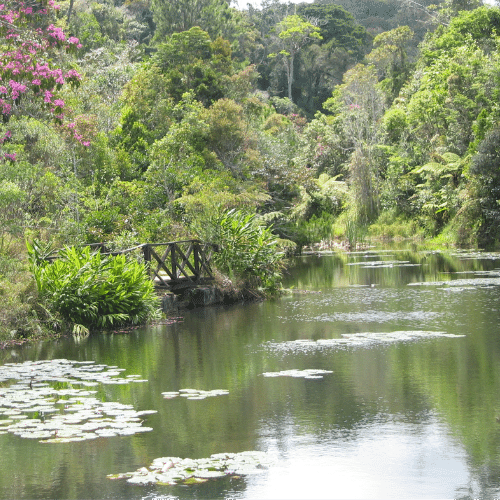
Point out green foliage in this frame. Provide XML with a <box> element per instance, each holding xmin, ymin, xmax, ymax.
<box><xmin>324</xmin><ymin>63</ymin><xmax>385</xmax><ymax>224</ymax></box>
<box><xmin>367</xmin><ymin>26</ymin><xmax>415</xmax><ymax>100</ymax></box>
<box><xmin>268</xmin><ymin>14</ymin><xmax>322</xmax><ymax>102</ymax></box>
<box><xmin>368</xmin><ymin>210</ymin><xmax>421</xmax><ymax>240</ymax></box>
<box><xmin>292</xmin><ymin>173</ymin><xmax>347</xmax><ymax>221</ymax></box>
<box><xmin>210</xmin><ymin>209</ymin><xmax>285</xmax><ymax>293</ymax></box>
<box><xmin>202</xmin><ymin>98</ymin><xmax>255</xmax><ymax>178</ymax></box>
<box><xmin>292</xmin><ymin>211</ymin><xmax>337</xmax><ymax>247</ymax></box>
<box><xmin>292</xmin><ymin>3</ymin><xmax>370</xmax><ymax>115</ymax></box>
<box><xmin>83</xmin><ymin>206</ymin><xmax>122</xmax><ymax>244</ymax></box>
<box><xmin>296</xmin><ymin>3</ymin><xmax>369</xmax><ymax>57</ymax></box>
<box><xmin>154</xmin><ymin>27</ymin><xmax>234</xmax><ymax>106</ymax></box>
<box><xmin>463</xmin><ymin>128</ymin><xmax>500</xmax><ymax>247</ymax></box>
<box><xmin>382</xmin><ymin>107</ymin><xmax>407</xmax><ymax>144</ymax></box>
<box><xmin>151</xmin><ymin>0</ymin><xmax>237</xmax><ymax>40</ymax></box>
<box><xmin>27</xmin><ymin>240</ymin><xmax>159</xmax><ymax>334</ymax></box>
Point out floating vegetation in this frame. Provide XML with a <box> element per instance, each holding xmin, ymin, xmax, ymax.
<box><xmin>264</xmin><ymin>330</ymin><xmax>465</xmax><ymax>354</ymax></box>
<box><xmin>448</xmin><ymin>251</ymin><xmax>500</xmax><ymax>261</ymax></box>
<box><xmin>0</xmin><ymin>359</ymin><xmax>155</xmax><ymax>442</ymax></box>
<box><xmin>408</xmin><ymin>277</ymin><xmax>500</xmax><ymax>287</ymax></box>
<box><xmin>161</xmin><ymin>389</ymin><xmax>229</xmax><ymax>400</ymax></box>
<box><xmin>347</xmin><ymin>260</ymin><xmax>421</xmax><ymax>269</ymax></box>
<box><xmin>108</xmin><ymin>450</ymin><xmax>273</xmax><ymax>485</ymax></box>
<box><xmin>262</xmin><ymin>369</ymin><xmax>332</xmax><ymax>379</ymax></box>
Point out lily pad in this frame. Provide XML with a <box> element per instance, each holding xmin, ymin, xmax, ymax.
<box><xmin>162</xmin><ymin>389</ymin><xmax>229</xmax><ymax>400</ymax></box>
<box><xmin>262</xmin><ymin>369</ymin><xmax>332</xmax><ymax>379</ymax></box>
<box><xmin>0</xmin><ymin>359</ymin><xmax>155</xmax><ymax>443</ymax></box>
<box><xmin>264</xmin><ymin>330</ymin><xmax>465</xmax><ymax>354</ymax></box>
<box><xmin>109</xmin><ymin>450</ymin><xmax>274</xmax><ymax>486</ymax></box>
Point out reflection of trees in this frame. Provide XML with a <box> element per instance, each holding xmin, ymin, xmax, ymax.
<box><xmin>282</xmin><ymin>250</ymin><xmax>498</xmax><ymax>290</ymax></box>
<box><xmin>2</xmin><ymin>251</ymin><xmax>500</xmax><ymax>497</ymax></box>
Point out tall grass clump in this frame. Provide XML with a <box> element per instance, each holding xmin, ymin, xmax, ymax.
<box><xmin>27</xmin><ymin>240</ymin><xmax>160</xmax><ymax>336</ymax></box>
<box><xmin>211</xmin><ymin>209</ymin><xmax>285</xmax><ymax>295</ymax></box>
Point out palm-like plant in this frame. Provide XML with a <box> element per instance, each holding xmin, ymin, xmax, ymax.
<box><xmin>212</xmin><ymin>209</ymin><xmax>285</xmax><ymax>293</ymax></box>
<box><xmin>27</xmin><ymin>240</ymin><xmax>159</xmax><ymax>335</ymax></box>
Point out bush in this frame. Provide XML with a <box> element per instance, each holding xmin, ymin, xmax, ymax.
<box><xmin>27</xmin><ymin>240</ymin><xmax>160</xmax><ymax>335</ymax></box>
<box><xmin>211</xmin><ymin>209</ymin><xmax>285</xmax><ymax>294</ymax></box>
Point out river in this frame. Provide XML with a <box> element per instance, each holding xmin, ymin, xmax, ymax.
<box><xmin>1</xmin><ymin>248</ymin><xmax>500</xmax><ymax>499</ymax></box>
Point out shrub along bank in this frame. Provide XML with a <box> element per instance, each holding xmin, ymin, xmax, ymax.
<box><xmin>0</xmin><ymin>209</ymin><xmax>286</xmax><ymax>342</ymax></box>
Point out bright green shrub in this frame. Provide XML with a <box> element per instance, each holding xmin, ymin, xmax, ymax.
<box><xmin>211</xmin><ymin>209</ymin><xmax>285</xmax><ymax>293</ymax></box>
<box><xmin>27</xmin><ymin>240</ymin><xmax>159</xmax><ymax>335</ymax></box>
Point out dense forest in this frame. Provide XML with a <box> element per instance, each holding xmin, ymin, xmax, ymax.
<box><xmin>1</xmin><ymin>0</ymin><xmax>500</xmax><ymax>338</ymax></box>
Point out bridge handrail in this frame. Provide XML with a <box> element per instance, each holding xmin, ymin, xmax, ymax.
<box><xmin>43</xmin><ymin>240</ymin><xmax>218</xmax><ymax>291</ymax></box>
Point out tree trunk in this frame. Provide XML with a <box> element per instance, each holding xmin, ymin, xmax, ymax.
<box><xmin>67</xmin><ymin>0</ymin><xmax>74</xmax><ymax>24</ymax></box>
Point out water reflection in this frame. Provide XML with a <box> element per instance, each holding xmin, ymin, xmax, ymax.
<box><xmin>247</xmin><ymin>414</ymin><xmax>472</xmax><ymax>500</ymax></box>
<box><xmin>2</xmin><ymin>249</ymin><xmax>500</xmax><ymax>498</ymax></box>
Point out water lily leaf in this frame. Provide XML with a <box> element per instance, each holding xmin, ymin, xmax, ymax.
<box><xmin>264</xmin><ymin>330</ymin><xmax>465</xmax><ymax>353</ymax></box>
<box><xmin>262</xmin><ymin>369</ymin><xmax>332</xmax><ymax>379</ymax></box>
<box><xmin>0</xmin><ymin>359</ymin><xmax>155</xmax><ymax>443</ymax></box>
<box><xmin>111</xmin><ymin>450</ymin><xmax>274</xmax><ymax>486</ymax></box>
<box><xmin>165</xmin><ymin>388</ymin><xmax>229</xmax><ymax>400</ymax></box>
<box><xmin>193</xmin><ymin>470</ymin><xmax>226</xmax><ymax>478</ymax></box>
<box><xmin>95</xmin><ymin>429</ymin><xmax>119</xmax><ymax>437</ymax></box>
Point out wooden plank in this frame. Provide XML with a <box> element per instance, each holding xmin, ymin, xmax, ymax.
<box><xmin>149</xmin><ymin>245</ymin><xmax>175</xmax><ymax>285</ymax></box>
<box><xmin>175</xmin><ymin>242</ymin><xmax>197</xmax><ymax>279</ymax></box>
<box><xmin>172</xmin><ymin>243</ymin><xmax>196</xmax><ymax>280</ymax></box>
<box><xmin>152</xmin><ymin>244</ymin><xmax>172</xmax><ymax>278</ymax></box>
<box><xmin>193</xmin><ymin>244</ymin><xmax>200</xmax><ymax>277</ymax></box>
<box><xmin>197</xmin><ymin>244</ymin><xmax>214</xmax><ymax>278</ymax></box>
<box><xmin>171</xmin><ymin>243</ymin><xmax>178</xmax><ymax>280</ymax></box>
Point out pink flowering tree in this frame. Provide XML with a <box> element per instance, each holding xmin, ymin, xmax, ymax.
<box><xmin>0</xmin><ymin>0</ymin><xmax>85</xmax><ymax>158</ymax></box>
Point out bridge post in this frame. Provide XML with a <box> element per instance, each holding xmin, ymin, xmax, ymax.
<box><xmin>193</xmin><ymin>242</ymin><xmax>200</xmax><ymax>279</ymax></box>
<box><xmin>171</xmin><ymin>243</ymin><xmax>178</xmax><ymax>279</ymax></box>
<box><xmin>142</xmin><ymin>244</ymin><xmax>151</xmax><ymax>278</ymax></box>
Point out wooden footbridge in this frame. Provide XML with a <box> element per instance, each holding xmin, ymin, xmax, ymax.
<box><xmin>65</xmin><ymin>240</ymin><xmax>217</xmax><ymax>293</ymax></box>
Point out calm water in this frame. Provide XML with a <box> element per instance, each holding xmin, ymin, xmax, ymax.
<box><xmin>2</xmin><ymin>248</ymin><xmax>500</xmax><ymax>499</ymax></box>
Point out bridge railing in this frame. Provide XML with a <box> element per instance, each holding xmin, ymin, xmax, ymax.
<box><xmin>45</xmin><ymin>240</ymin><xmax>217</xmax><ymax>292</ymax></box>
<box><xmin>141</xmin><ymin>240</ymin><xmax>217</xmax><ymax>290</ymax></box>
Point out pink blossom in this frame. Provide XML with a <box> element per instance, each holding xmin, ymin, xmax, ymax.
<box><xmin>44</xmin><ymin>90</ymin><xmax>52</xmax><ymax>103</ymax></box>
<box><xmin>9</xmin><ymin>80</ymin><xmax>27</xmax><ymax>93</ymax></box>
<box><xmin>1</xmin><ymin>12</ymin><xmax>16</xmax><ymax>23</ymax></box>
<box><xmin>47</xmin><ymin>24</ymin><xmax>65</xmax><ymax>41</ymax></box>
<box><xmin>65</xmin><ymin>69</ymin><xmax>81</xmax><ymax>80</ymax></box>
<box><xmin>53</xmin><ymin>99</ymin><xmax>64</xmax><ymax>107</ymax></box>
<box><xmin>31</xmin><ymin>79</ymin><xmax>41</xmax><ymax>85</ymax></box>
